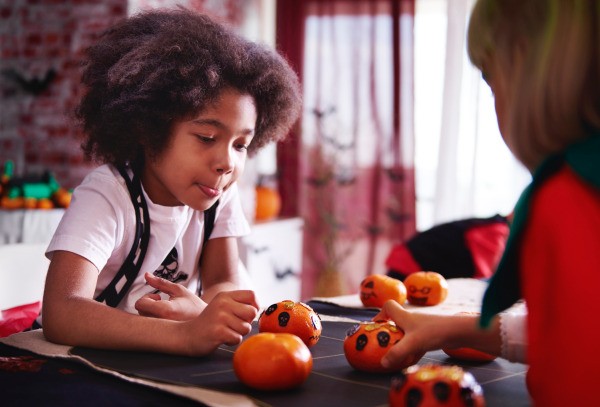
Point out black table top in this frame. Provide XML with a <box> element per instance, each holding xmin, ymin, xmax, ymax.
<box><xmin>0</xmin><ymin>301</ymin><xmax>530</xmax><ymax>406</ymax></box>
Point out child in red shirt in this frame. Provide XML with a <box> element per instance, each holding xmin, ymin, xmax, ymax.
<box><xmin>376</xmin><ymin>1</ymin><xmax>600</xmax><ymax>405</ymax></box>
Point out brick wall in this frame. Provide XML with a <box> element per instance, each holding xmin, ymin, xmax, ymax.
<box><xmin>0</xmin><ymin>0</ymin><xmax>246</xmax><ymax>190</ymax></box>
<box><xmin>0</xmin><ymin>0</ymin><xmax>128</xmax><ymax>189</ymax></box>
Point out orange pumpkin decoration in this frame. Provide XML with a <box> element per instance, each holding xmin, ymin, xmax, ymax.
<box><xmin>24</xmin><ymin>197</ymin><xmax>38</xmax><ymax>209</ymax></box>
<box><xmin>0</xmin><ymin>196</ymin><xmax>24</xmax><ymax>209</ymax></box>
<box><xmin>404</xmin><ymin>271</ymin><xmax>448</xmax><ymax>306</ymax></box>
<box><xmin>258</xmin><ymin>300</ymin><xmax>322</xmax><ymax>347</ymax></box>
<box><xmin>443</xmin><ymin>312</ymin><xmax>496</xmax><ymax>362</ymax></box>
<box><xmin>233</xmin><ymin>332</ymin><xmax>313</xmax><ymax>391</ymax></box>
<box><xmin>37</xmin><ymin>198</ymin><xmax>54</xmax><ymax>209</ymax></box>
<box><xmin>360</xmin><ymin>274</ymin><xmax>407</xmax><ymax>308</ymax></box>
<box><xmin>389</xmin><ymin>364</ymin><xmax>486</xmax><ymax>407</ymax></box>
<box><xmin>255</xmin><ymin>186</ymin><xmax>281</xmax><ymax>221</ymax></box>
<box><xmin>343</xmin><ymin>320</ymin><xmax>404</xmax><ymax>373</ymax></box>
<box><xmin>53</xmin><ymin>188</ymin><xmax>72</xmax><ymax>208</ymax></box>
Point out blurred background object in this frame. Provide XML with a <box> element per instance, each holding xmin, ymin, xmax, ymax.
<box><xmin>0</xmin><ymin>0</ymin><xmax>530</xmax><ymax>300</ymax></box>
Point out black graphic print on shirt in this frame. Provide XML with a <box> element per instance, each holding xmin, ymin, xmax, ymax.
<box><xmin>153</xmin><ymin>247</ymin><xmax>188</xmax><ymax>284</ymax></box>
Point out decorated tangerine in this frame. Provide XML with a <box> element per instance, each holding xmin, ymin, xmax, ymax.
<box><xmin>233</xmin><ymin>332</ymin><xmax>313</xmax><ymax>391</ymax></box>
<box><xmin>404</xmin><ymin>271</ymin><xmax>448</xmax><ymax>306</ymax></box>
<box><xmin>343</xmin><ymin>320</ymin><xmax>405</xmax><ymax>373</ymax></box>
<box><xmin>258</xmin><ymin>300</ymin><xmax>322</xmax><ymax>347</ymax></box>
<box><xmin>389</xmin><ymin>364</ymin><xmax>486</xmax><ymax>407</ymax></box>
<box><xmin>442</xmin><ymin>312</ymin><xmax>496</xmax><ymax>362</ymax></box>
<box><xmin>443</xmin><ymin>347</ymin><xmax>497</xmax><ymax>362</ymax></box>
<box><xmin>360</xmin><ymin>274</ymin><xmax>407</xmax><ymax>308</ymax></box>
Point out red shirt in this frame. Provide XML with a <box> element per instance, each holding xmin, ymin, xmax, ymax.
<box><xmin>521</xmin><ymin>166</ymin><xmax>600</xmax><ymax>406</ymax></box>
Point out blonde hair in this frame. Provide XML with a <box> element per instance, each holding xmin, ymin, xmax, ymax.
<box><xmin>467</xmin><ymin>0</ymin><xmax>600</xmax><ymax>170</ymax></box>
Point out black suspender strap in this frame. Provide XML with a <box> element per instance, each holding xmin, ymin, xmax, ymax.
<box><xmin>95</xmin><ymin>165</ymin><xmax>220</xmax><ymax>306</ymax></box>
<box><xmin>203</xmin><ymin>200</ymin><xmax>218</xmax><ymax>247</ymax></box>
<box><xmin>95</xmin><ymin>165</ymin><xmax>151</xmax><ymax>308</ymax></box>
<box><xmin>197</xmin><ymin>199</ymin><xmax>219</xmax><ymax>295</ymax></box>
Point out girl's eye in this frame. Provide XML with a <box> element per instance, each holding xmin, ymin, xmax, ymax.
<box><xmin>196</xmin><ymin>134</ymin><xmax>214</xmax><ymax>143</ymax></box>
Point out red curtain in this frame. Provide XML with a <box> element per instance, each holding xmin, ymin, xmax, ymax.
<box><xmin>276</xmin><ymin>0</ymin><xmax>416</xmax><ymax>298</ymax></box>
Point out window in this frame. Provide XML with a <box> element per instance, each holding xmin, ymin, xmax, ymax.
<box><xmin>414</xmin><ymin>0</ymin><xmax>530</xmax><ymax>230</ymax></box>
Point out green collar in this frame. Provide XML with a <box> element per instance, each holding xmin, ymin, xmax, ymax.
<box><xmin>480</xmin><ymin>135</ymin><xmax>600</xmax><ymax>328</ymax></box>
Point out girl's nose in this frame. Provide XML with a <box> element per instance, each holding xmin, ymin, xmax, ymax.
<box><xmin>215</xmin><ymin>149</ymin><xmax>235</xmax><ymax>174</ymax></box>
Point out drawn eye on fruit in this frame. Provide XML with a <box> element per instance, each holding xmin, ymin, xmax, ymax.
<box><xmin>360</xmin><ymin>280</ymin><xmax>376</xmax><ymax>301</ymax></box>
<box><xmin>265</xmin><ymin>303</ymin><xmax>278</xmax><ymax>315</ymax></box>
<box><xmin>360</xmin><ymin>274</ymin><xmax>407</xmax><ymax>308</ymax></box>
<box><xmin>343</xmin><ymin>320</ymin><xmax>404</xmax><ymax>373</ymax></box>
<box><xmin>389</xmin><ymin>364</ymin><xmax>486</xmax><ymax>407</ymax></box>
<box><xmin>258</xmin><ymin>300</ymin><xmax>322</xmax><ymax>347</ymax></box>
<box><xmin>278</xmin><ymin>311</ymin><xmax>290</xmax><ymax>327</ymax></box>
<box><xmin>404</xmin><ymin>271</ymin><xmax>448</xmax><ymax>306</ymax></box>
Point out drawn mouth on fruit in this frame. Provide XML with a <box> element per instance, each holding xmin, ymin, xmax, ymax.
<box><xmin>407</xmin><ymin>296</ymin><xmax>428</xmax><ymax>305</ymax></box>
<box><xmin>360</xmin><ymin>292</ymin><xmax>376</xmax><ymax>300</ymax></box>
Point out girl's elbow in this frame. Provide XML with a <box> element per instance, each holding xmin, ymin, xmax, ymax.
<box><xmin>40</xmin><ymin>302</ymin><xmax>70</xmax><ymax>344</ymax></box>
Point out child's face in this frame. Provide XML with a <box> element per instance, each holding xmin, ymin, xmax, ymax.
<box><xmin>141</xmin><ymin>87</ymin><xmax>257</xmax><ymax>210</ymax></box>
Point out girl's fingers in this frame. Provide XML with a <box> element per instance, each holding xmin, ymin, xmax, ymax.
<box><xmin>144</xmin><ymin>272</ymin><xmax>185</xmax><ymax>296</ymax></box>
<box><xmin>227</xmin><ymin>289</ymin><xmax>260</xmax><ymax>309</ymax></box>
<box><xmin>209</xmin><ymin>291</ymin><xmax>258</xmax><ymax>323</ymax></box>
<box><xmin>381</xmin><ymin>336</ymin><xmax>423</xmax><ymax>369</ymax></box>
<box><xmin>373</xmin><ymin>309</ymin><xmax>389</xmax><ymax>321</ymax></box>
<box><xmin>374</xmin><ymin>300</ymin><xmax>407</xmax><ymax>323</ymax></box>
<box><xmin>143</xmin><ymin>293</ymin><xmax>162</xmax><ymax>301</ymax></box>
<box><xmin>135</xmin><ymin>296</ymin><xmax>163</xmax><ymax>316</ymax></box>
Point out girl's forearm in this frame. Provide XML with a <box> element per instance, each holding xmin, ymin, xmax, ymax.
<box><xmin>42</xmin><ymin>296</ymin><xmax>189</xmax><ymax>354</ymax></box>
<box><xmin>444</xmin><ymin>314</ymin><xmax>502</xmax><ymax>356</ymax></box>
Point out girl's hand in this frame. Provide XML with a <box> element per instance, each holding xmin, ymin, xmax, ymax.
<box><xmin>181</xmin><ymin>290</ymin><xmax>259</xmax><ymax>355</ymax></box>
<box><xmin>373</xmin><ymin>300</ymin><xmax>442</xmax><ymax>370</ymax></box>
<box><xmin>375</xmin><ymin>300</ymin><xmax>502</xmax><ymax>370</ymax></box>
<box><xmin>135</xmin><ymin>273</ymin><xmax>206</xmax><ymax>321</ymax></box>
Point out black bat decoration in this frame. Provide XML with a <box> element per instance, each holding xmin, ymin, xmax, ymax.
<box><xmin>250</xmin><ymin>245</ymin><xmax>269</xmax><ymax>254</ymax></box>
<box><xmin>274</xmin><ymin>267</ymin><xmax>299</xmax><ymax>280</ymax></box>
<box><xmin>2</xmin><ymin>68</ymin><xmax>56</xmax><ymax>95</ymax></box>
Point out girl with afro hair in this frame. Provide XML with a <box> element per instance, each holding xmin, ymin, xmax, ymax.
<box><xmin>41</xmin><ymin>8</ymin><xmax>301</xmax><ymax>356</ymax></box>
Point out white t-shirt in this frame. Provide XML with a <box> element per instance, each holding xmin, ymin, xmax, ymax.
<box><xmin>46</xmin><ymin>164</ymin><xmax>250</xmax><ymax>314</ymax></box>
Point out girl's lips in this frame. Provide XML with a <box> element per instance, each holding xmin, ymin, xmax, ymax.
<box><xmin>198</xmin><ymin>184</ymin><xmax>221</xmax><ymax>198</ymax></box>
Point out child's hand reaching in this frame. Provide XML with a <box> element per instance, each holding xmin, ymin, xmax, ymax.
<box><xmin>135</xmin><ymin>273</ymin><xmax>206</xmax><ymax>321</ymax></box>
<box><xmin>374</xmin><ymin>300</ymin><xmax>501</xmax><ymax>371</ymax></box>
<box><xmin>373</xmin><ymin>300</ymin><xmax>444</xmax><ymax>370</ymax></box>
<box><xmin>181</xmin><ymin>289</ymin><xmax>259</xmax><ymax>355</ymax></box>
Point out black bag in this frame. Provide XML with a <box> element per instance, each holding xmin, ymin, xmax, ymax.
<box><xmin>386</xmin><ymin>214</ymin><xmax>510</xmax><ymax>281</ymax></box>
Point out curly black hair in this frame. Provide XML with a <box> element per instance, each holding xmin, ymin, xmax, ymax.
<box><xmin>75</xmin><ymin>8</ymin><xmax>302</xmax><ymax>165</ymax></box>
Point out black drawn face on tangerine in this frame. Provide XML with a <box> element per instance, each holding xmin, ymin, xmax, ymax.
<box><xmin>360</xmin><ymin>278</ymin><xmax>377</xmax><ymax>301</ymax></box>
<box><xmin>377</xmin><ymin>331</ymin><xmax>391</xmax><ymax>347</ymax></box>
<box><xmin>265</xmin><ymin>303</ymin><xmax>278</xmax><ymax>315</ymax></box>
<box><xmin>348</xmin><ymin>321</ymin><xmax>401</xmax><ymax>352</ymax></box>
<box><xmin>389</xmin><ymin>365</ymin><xmax>484</xmax><ymax>407</ymax></box>
<box><xmin>278</xmin><ymin>311</ymin><xmax>290</xmax><ymax>327</ymax></box>
<box><xmin>356</xmin><ymin>334</ymin><xmax>368</xmax><ymax>351</ymax></box>
<box><xmin>407</xmin><ymin>284</ymin><xmax>432</xmax><ymax>305</ymax></box>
